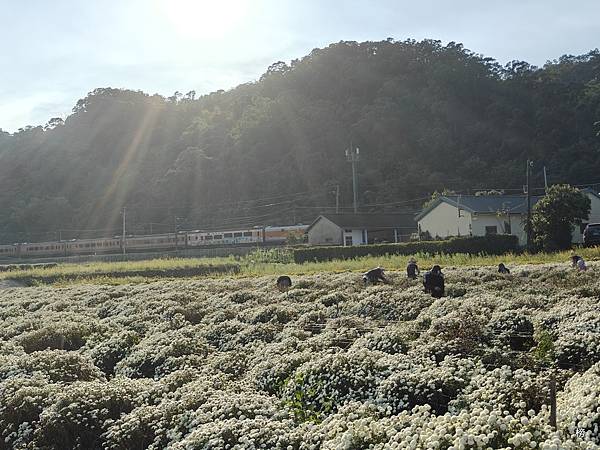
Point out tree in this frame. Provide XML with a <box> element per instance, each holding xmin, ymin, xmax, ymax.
<box><xmin>530</xmin><ymin>185</ymin><xmax>591</xmax><ymax>251</ymax></box>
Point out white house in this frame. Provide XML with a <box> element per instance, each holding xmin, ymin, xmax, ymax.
<box><xmin>575</xmin><ymin>188</ymin><xmax>600</xmax><ymax>243</ymax></box>
<box><xmin>416</xmin><ymin>189</ymin><xmax>600</xmax><ymax>246</ymax></box>
<box><xmin>307</xmin><ymin>213</ymin><xmax>417</xmax><ymax>246</ymax></box>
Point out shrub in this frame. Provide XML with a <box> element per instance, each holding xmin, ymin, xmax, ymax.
<box><xmin>18</xmin><ymin>322</ymin><xmax>96</xmax><ymax>353</ymax></box>
<box><xmin>33</xmin><ymin>378</ymin><xmax>152</xmax><ymax>450</ymax></box>
<box><xmin>293</xmin><ymin>235</ymin><xmax>519</xmax><ymax>263</ymax></box>
<box><xmin>0</xmin><ymin>351</ymin><xmax>104</xmax><ymax>383</ymax></box>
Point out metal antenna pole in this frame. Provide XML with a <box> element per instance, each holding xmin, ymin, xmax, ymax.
<box><xmin>335</xmin><ymin>184</ymin><xmax>340</xmax><ymax>214</ymax></box>
<box><xmin>526</xmin><ymin>160</ymin><xmax>533</xmax><ymax>251</ymax></box>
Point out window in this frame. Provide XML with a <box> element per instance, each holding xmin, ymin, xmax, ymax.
<box><xmin>344</xmin><ymin>229</ymin><xmax>352</xmax><ymax>233</ymax></box>
<box><xmin>243</xmin><ymin>232</ymin><xmax>252</xmax><ymax>237</ymax></box>
<box><xmin>234</xmin><ymin>232</ymin><xmax>243</xmax><ymax>238</ymax></box>
<box><xmin>485</xmin><ymin>226</ymin><xmax>498</xmax><ymax>235</ymax></box>
<box><xmin>504</xmin><ymin>221</ymin><xmax>512</xmax><ymax>234</ymax></box>
<box><xmin>205</xmin><ymin>235</ymin><xmax>213</xmax><ymax>240</ymax></box>
<box><xmin>344</xmin><ymin>235</ymin><xmax>353</xmax><ymax>246</ymax></box>
<box><xmin>213</xmin><ymin>235</ymin><xmax>223</xmax><ymax>240</ymax></box>
<box><xmin>224</xmin><ymin>233</ymin><xmax>233</xmax><ymax>238</ymax></box>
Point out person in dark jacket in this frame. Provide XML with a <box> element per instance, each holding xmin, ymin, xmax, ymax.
<box><xmin>363</xmin><ymin>267</ymin><xmax>388</xmax><ymax>285</ymax></box>
<box><xmin>423</xmin><ymin>265</ymin><xmax>444</xmax><ymax>298</ymax></box>
<box><xmin>498</xmin><ymin>263</ymin><xmax>510</xmax><ymax>274</ymax></box>
<box><xmin>407</xmin><ymin>257</ymin><xmax>420</xmax><ymax>279</ymax></box>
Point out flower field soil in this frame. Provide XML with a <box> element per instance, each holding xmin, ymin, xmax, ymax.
<box><xmin>0</xmin><ymin>263</ymin><xmax>599</xmax><ymax>449</ymax></box>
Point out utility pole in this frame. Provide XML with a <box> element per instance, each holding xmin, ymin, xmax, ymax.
<box><xmin>526</xmin><ymin>160</ymin><xmax>533</xmax><ymax>251</ymax></box>
<box><xmin>345</xmin><ymin>144</ymin><xmax>360</xmax><ymax>214</ymax></box>
<box><xmin>543</xmin><ymin>166</ymin><xmax>548</xmax><ymax>193</ymax></box>
<box><xmin>174</xmin><ymin>216</ymin><xmax>179</xmax><ymax>254</ymax></box>
<box><xmin>335</xmin><ymin>184</ymin><xmax>340</xmax><ymax>214</ymax></box>
<box><xmin>122</xmin><ymin>207</ymin><xmax>127</xmax><ymax>255</ymax></box>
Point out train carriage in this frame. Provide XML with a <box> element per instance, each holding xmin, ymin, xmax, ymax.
<box><xmin>0</xmin><ymin>244</ymin><xmax>18</xmax><ymax>259</ymax></box>
<box><xmin>124</xmin><ymin>233</ymin><xmax>183</xmax><ymax>252</ymax></box>
<box><xmin>264</xmin><ymin>225</ymin><xmax>308</xmax><ymax>243</ymax></box>
<box><xmin>1</xmin><ymin>223</ymin><xmax>305</xmax><ymax>259</ymax></box>
<box><xmin>187</xmin><ymin>228</ymin><xmax>263</xmax><ymax>247</ymax></box>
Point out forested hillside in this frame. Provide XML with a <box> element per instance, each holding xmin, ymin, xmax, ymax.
<box><xmin>1</xmin><ymin>39</ymin><xmax>599</xmax><ymax>243</ymax></box>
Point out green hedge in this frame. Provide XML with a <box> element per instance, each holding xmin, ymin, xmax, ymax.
<box><xmin>292</xmin><ymin>235</ymin><xmax>519</xmax><ymax>263</ymax></box>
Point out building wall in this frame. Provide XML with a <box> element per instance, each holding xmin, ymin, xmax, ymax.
<box><xmin>418</xmin><ymin>201</ymin><xmax>472</xmax><ymax>239</ymax></box>
<box><xmin>572</xmin><ymin>193</ymin><xmax>600</xmax><ymax>244</ymax></box>
<box><xmin>343</xmin><ymin>229</ymin><xmax>366</xmax><ymax>246</ymax></box>
<box><xmin>307</xmin><ymin>218</ymin><xmax>343</xmax><ymax>246</ymax></box>
<box><xmin>470</xmin><ymin>213</ymin><xmax>527</xmax><ymax>245</ymax></box>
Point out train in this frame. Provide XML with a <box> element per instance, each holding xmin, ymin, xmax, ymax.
<box><xmin>0</xmin><ymin>225</ymin><xmax>308</xmax><ymax>259</ymax></box>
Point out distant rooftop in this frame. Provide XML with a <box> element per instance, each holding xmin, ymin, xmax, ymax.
<box><xmin>416</xmin><ymin>188</ymin><xmax>600</xmax><ymax>221</ymax></box>
<box><xmin>308</xmin><ymin>213</ymin><xmax>417</xmax><ymax>231</ymax></box>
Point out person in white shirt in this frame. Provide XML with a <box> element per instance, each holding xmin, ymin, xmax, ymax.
<box><xmin>571</xmin><ymin>255</ymin><xmax>587</xmax><ymax>271</ymax></box>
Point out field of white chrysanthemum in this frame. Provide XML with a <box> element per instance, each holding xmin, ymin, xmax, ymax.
<box><xmin>0</xmin><ymin>262</ymin><xmax>599</xmax><ymax>449</ymax></box>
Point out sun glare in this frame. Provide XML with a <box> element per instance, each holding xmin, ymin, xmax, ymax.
<box><xmin>159</xmin><ymin>0</ymin><xmax>248</xmax><ymax>39</ymax></box>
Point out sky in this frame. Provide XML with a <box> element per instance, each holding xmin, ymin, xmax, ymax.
<box><xmin>1</xmin><ymin>0</ymin><xmax>599</xmax><ymax>132</ymax></box>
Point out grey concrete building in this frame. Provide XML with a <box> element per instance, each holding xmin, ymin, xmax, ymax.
<box><xmin>307</xmin><ymin>213</ymin><xmax>417</xmax><ymax>246</ymax></box>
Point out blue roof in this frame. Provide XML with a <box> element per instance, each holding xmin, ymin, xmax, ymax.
<box><xmin>415</xmin><ymin>195</ymin><xmax>543</xmax><ymax>221</ymax></box>
<box><xmin>416</xmin><ymin>188</ymin><xmax>600</xmax><ymax>222</ymax></box>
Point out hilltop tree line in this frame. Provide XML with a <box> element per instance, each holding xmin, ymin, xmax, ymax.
<box><xmin>0</xmin><ymin>39</ymin><xmax>599</xmax><ymax>243</ymax></box>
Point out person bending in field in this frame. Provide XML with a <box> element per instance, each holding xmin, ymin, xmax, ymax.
<box><xmin>571</xmin><ymin>255</ymin><xmax>587</xmax><ymax>272</ymax></box>
<box><xmin>407</xmin><ymin>257</ymin><xmax>420</xmax><ymax>279</ymax></box>
<box><xmin>498</xmin><ymin>263</ymin><xmax>510</xmax><ymax>274</ymax></box>
<box><xmin>423</xmin><ymin>265</ymin><xmax>445</xmax><ymax>298</ymax></box>
<box><xmin>363</xmin><ymin>267</ymin><xmax>388</xmax><ymax>285</ymax></box>
<box><xmin>276</xmin><ymin>275</ymin><xmax>292</xmax><ymax>291</ymax></box>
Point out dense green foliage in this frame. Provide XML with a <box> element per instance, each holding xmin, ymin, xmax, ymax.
<box><xmin>1</xmin><ymin>39</ymin><xmax>600</xmax><ymax>243</ymax></box>
<box><xmin>293</xmin><ymin>235</ymin><xmax>519</xmax><ymax>263</ymax></box>
<box><xmin>531</xmin><ymin>185</ymin><xmax>591</xmax><ymax>250</ymax></box>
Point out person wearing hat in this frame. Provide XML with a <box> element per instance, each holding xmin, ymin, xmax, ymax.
<box><xmin>407</xmin><ymin>257</ymin><xmax>420</xmax><ymax>279</ymax></box>
<box><xmin>423</xmin><ymin>265</ymin><xmax>445</xmax><ymax>298</ymax></box>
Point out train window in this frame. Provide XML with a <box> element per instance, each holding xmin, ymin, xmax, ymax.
<box><xmin>213</xmin><ymin>235</ymin><xmax>222</xmax><ymax>239</ymax></box>
<box><xmin>223</xmin><ymin>233</ymin><xmax>233</xmax><ymax>238</ymax></box>
<box><xmin>205</xmin><ymin>235</ymin><xmax>213</xmax><ymax>240</ymax></box>
<box><xmin>234</xmin><ymin>232</ymin><xmax>243</xmax><ymax>238</ymax></box>
<box><xmin>243</xmin><ymin>232</ymin><xmax>252</xmax><ymax>237</ymax></box>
